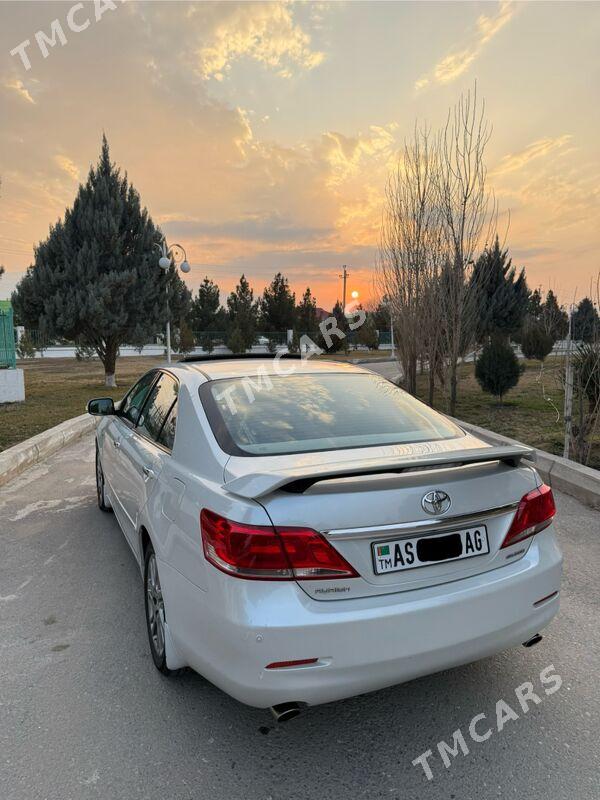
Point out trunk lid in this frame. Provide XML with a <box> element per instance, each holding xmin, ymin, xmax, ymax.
<box><xmin>223</xmin><ymin>435</ymin><xmax>538</xmax><ymax>600</ymax></box>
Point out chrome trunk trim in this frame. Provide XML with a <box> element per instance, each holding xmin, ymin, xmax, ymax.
<box><xmin>324</xmin><ymin>502</ymin><xmax>519</xmax><ymax>541</ymax></box>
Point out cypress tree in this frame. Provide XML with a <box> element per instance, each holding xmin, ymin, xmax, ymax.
<box><xmin>189</xmin><ymin>277</ymin><xmax>225</xmax><ymax>334</ymax></box>
<box><xmin>12</xmin><ymin>136</ymin><xmax>189</xmax><ymax>385</ymax></box>
<box><xmin>226</xmin><ymin>274</ymin><xmax>257</xmax><ymax>352</ymax></box>
<box><xmin>470</xmin><ymin>237</ymin><xmax>529</xmax><ymax>345</ymax></box>
<box><xmin>572</xmin><ymin>297</ymin><xmax>599</xmax><ymax>343</ymax></box>
<box><xmin>296</xmin><ymin>287</ymin><xmax>319</xmax><ymax>334</ymax></box>
<box><xmin>259</xmin><ymin>272</ymin><xmax>296</xmax><ymax>332</ymax></box>
<box><xmin>541</xmin><ymin>290</ymin><xmax>569</xmax><ymax>340</ymax></box>
<box><xmin>520</xmin><ymin>321</ymin><xmax>554</xmax><ymax>362</ymax></box>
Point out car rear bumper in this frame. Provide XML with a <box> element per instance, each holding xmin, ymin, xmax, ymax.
<box><xmin>161</xmin><ymin>528</ymin><xmax>562</xmax><ymax>708</ymax></box>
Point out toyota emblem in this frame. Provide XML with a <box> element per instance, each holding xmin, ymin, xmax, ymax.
<box><xmin>422</xmin><ymin>490</ymin><xmax>452</xmax><ymax>515</ymax></box>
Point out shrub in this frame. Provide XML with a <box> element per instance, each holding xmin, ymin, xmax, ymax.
<box><xmin>198</xmin><ymin>331</ymin><xmax>214</xmax><ymax>354</ymax></box>
<box><xmin>287</xmin><ymin>330</ymin><xmax>301</xmax><ymax>354</ymax></box>
<box><xmin>16</xmin><ymin>331</ymin><xmax>36</xmax><ymax>359</ymax></box>
<box><xmin>520</xmin><ymin>322</ymin><xmax>554</xmax><ymax>362</ymax></box>
<box><xmin>573</xmin><ymin>343</ymin><xmax>600</xmax><ymax>414</ymax></box>
<box><xmin>475</xmin><ymin>340</ymin><xmax>522</xmax><ymax>401</ymax></box>
<box><xmin>176</xmin><ymin>320</ymin><xmax>195</xmax><ymax>354</ymax></box>
<box><xmin>357</xmin><ymin>316</ymin><xmax>379</xmax><ymax>350</ymax></box>
<box><xmin>227</xmin><ymin>327</ymin><xmax>247</xmax><ymax>354</ymax></box>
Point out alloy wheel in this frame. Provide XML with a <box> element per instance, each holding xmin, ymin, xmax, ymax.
<box><xmin>146</xmin><ymin>553</ymin><xmax>165</xmax><ymax>659</ymax></box>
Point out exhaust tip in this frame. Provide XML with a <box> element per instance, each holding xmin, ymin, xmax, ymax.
<box><xmin>270</xmin><ymin>702</ymin><xmax>304</xmax><ymax>723</ymax></box>
<box><xmin>523</xmin><ymin>633</ymin><xmax>543</xmax><ymax>648</ymax></box>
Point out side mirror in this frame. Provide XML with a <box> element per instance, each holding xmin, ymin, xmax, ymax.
<box><xmin>87</xmin><ymin>397</ymin><xmax>115</xmax><ymax>416</ymax></box>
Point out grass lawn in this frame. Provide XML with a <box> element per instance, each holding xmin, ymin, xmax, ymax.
<box><xmin>414</xmin><ymin>357</ymin><xmax>599</xmax><ymax>471</ymax></box>
<box><xmin>0</xmin><ymin>357</ymin><xmax>163</xmax><ymax>452</ymax></box>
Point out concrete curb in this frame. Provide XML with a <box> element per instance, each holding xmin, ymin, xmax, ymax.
<box><xmin>353</xmin><ymin>356</ymin><xmax>396</xmax><ymax>365</ymax></box>
<box><xmin>453</xmin><ymin>417</ymin><xmax>600</xmax><ymax>510</ymax></box>
<box><xmin>0</xmin><ymin>413</ymin><xmax>96</xmax><ymax>488</ymax></box>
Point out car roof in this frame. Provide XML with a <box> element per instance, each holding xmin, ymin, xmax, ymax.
<box><xmin>172</xmin><ymin>356</ymin><xmax>372</xmax><ymax>381</ymax></box>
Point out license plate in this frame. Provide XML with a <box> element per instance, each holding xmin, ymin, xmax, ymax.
<box><xmin>371</xmin><ymin>526</ymin><xmax>489</xmax><ymax>575</ymax></box>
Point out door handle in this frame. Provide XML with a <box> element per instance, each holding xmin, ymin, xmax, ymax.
<box><xmin>142</xmin><ymin>465</ymin><xmax>156</xmax><ymax>480</ymax></box>
<box><xmin>113</xmin><ymin>440</ymin><xmax>121</xmax><ymax>449</ymax></box>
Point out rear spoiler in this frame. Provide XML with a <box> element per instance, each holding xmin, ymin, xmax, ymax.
<box><xmin>222</xmin><ymin>445</ymin><xmax>535</xmax><ymax>499</ymax></box>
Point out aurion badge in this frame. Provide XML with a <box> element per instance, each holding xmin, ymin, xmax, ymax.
<box><xmin>421</xmin><ymin>490</ymin><xmax>451</xmax><ymax>515</ymax></box>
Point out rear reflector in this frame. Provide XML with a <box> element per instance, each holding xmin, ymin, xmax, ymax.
<box><xmin>200</xmin><ymin>509</ymin><xmax>358</xmax><ymax>581</ymax></box>
<box><xmin>265</xmin><ymin>659</ymin><xmax>318</xmax><ymax>670</ymax></box>
<box><xmin>501</xmin><ymin>484</ymin><xmax>556</xmax><ymax>549</ymax></box>
<box><xmin>533</xmin><ymin>591</ymin><xmax>559</xmax><ymax>607</ymax></box>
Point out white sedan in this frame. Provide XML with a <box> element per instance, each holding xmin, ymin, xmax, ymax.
<box><xmin>88</xmin><ymin>356</ymin><xmax>562</xmax><ymax>720</ymax></box>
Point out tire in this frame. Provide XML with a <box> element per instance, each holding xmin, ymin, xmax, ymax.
<box><xmin>144</xmin><ymin>545</ymin><xmax>178</xmax><ymax>676</ymax></box>
<box><xmin>95</xmin><ymin>443</ymin><xmax>113</xmax><ymax>513</ymax></box>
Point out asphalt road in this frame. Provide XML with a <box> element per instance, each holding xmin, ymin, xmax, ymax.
<box><xmin>1</xmin><ymin>432</ymin><xmax>599</xmax><ymax>800</ymax></box>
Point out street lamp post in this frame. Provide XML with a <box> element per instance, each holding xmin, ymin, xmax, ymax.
<box><xmin>155</xmin><ymin>236</ymin><xmax>190</xmax><ymax>365</ymax></box>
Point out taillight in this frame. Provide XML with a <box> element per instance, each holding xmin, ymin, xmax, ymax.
<box><xmin>501</xmin><ymin>484</ymin><xmax>556</xmax><ymax>549</ymax></box>
<box><xmin>200</xmin><ymin>509</ymin><xmax>358</xmax><ymax>581</ymax></box>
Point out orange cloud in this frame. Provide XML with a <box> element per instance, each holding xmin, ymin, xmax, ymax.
<box><xmin>196</xmin><ymin>1</ymin><xmax>324</xmax><ymax>80</ymax></box>
<box><xmin>3</xmin><ymin>77</ymin><xmax>35</xmax><ymax>104</ymax></box>
<box><xmin>490</xmin><ymin>135</ymin><xmax>573</xmax><ymax>177</ymax></box>
<box><xmin>54</xmin><ymin>155</ymin><xmax>80</xmax><ymax>182</ymax></box>
<box><xmin>416</xmin><ymin>1</ymin><xmax>515</xmax><ymax>90</ymax></box>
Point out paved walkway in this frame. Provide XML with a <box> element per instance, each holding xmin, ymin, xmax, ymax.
<box><xmin>1</xmin><ymin>433</ymin><xmax>598</xmax><ymax>800</ymax></box>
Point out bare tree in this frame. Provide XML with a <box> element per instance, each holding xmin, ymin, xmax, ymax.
<box><xmin>435</xmin><ymin>85</ymin><xmax>496</xmax><ymax>415</ymax></box>
<box><xmin>570</xmin><ymin>275</ymin><xmax>600</xmax><ymax>465</ymax></box>
<box><xmin>377</xmin><ymin>125</ymin><xmax>444</xmax><ymax>396</ymax></box>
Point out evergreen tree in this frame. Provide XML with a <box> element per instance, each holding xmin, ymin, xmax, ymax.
<box><xmin>541</xmin><ymin>290</ymin><xmax>569</xmax><ymax>340</ymax></box>
<box><xmin>475</xmin><ymin>340</ymin><xmax>521</xmax><ymax>401</ymax></box>
<box><xmin>227</xmin><ymin>327</ymin><xmax>248</xmax><ymax>355</ymax></box>
<box><xmin>520</xmin><ymin>321</ymin><xmax>554</xmax><ymax>362</ymax></box>
<box><xmin>357</xmin><ymin>313</ymin><xmax>379</xmax><ymax>350</ymax></box>
<box><xmin>527</xmin><ymin>288</ymin><xmax>543</xmax><ymax>319</ymax></box>
<box><xmin>226</xmin><ymin>274</ymin><xmax>257</xmax><ymax>352</ymax></box>
<box><xmin>176</xmin><ymin>319</ymin><xmax>195</xmax><ymax>354</ymax></box>
<box><xmin>572</xmin><ymin>297</ymin><xmax>599</xmax><ymax>343</ymax></box>
<box><xmin>11</xmin><ymin>136</ymin><xmax>190</xmax><ymax>386</ymax></box>
<box><xmin>259</xmin><ymin>272</ymin><xmax>296</xmax><ymax>332</ymax></box>
<box><xmin>470</xmin><ymin>237</ymin><xmax>529</xmax><ymax>345</ymax></box>
<box><xmin>318</xmin><ymin>301</ymin><xmax>348</xmax><ymax>353</ymax></box>
<box><xmin>16</xmin><ymin>331</ymin><xmax>36</xmax><ymax>359</ymax></box>
<box><xmin>189</xmin><ymin>277</ymin><xmax>225</xmax><ymax>334</ymax></box>
<box><xmin>296</xmin><ymin>287</ymin><xmax>318</xmax><ymax>334</ymax></box>
<box><xmin>371</xmin><ymin>301</ymin><xmax>391</xmax><ymax>332</ymax></box>
<box><xmin>198</xmin><ymin>331</ymin><xmax>215</xmax><ymax>354</ymax></box>
<box><xmin>287</xmin><ymin>329</ymin><xmax>301</xmax><ymax>354</ymax></box>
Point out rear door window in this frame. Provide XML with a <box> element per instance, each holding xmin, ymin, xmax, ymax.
<box><xmin>157</xmin><ymin>401</ymin><xmax>178</xmax><ymax>450</ymax></box>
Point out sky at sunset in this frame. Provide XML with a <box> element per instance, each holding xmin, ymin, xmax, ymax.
<box><xmin>0</xmin><ymin>0</ymin><xmax>599</xmax><ymax>310</ymax></box>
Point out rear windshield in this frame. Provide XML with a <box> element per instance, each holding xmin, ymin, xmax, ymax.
<box><xmin>200</xmin><ymin>372</ymin><xmax>463</xmax><ymax>456</ymax></box>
